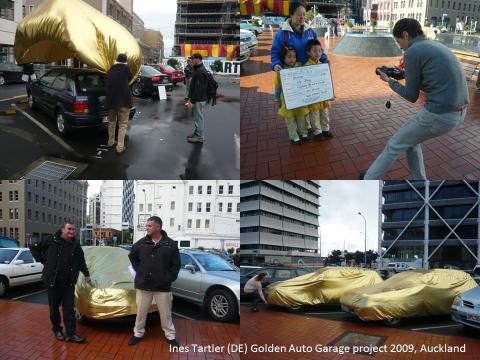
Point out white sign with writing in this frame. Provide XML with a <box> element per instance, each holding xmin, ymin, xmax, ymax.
<box><xmin>279</xmin><ymin>64</ymin><xmax>334</xmax><ymax>110</ymax></box>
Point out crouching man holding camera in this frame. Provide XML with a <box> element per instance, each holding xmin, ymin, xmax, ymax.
<box><xmin>364</xmin><ymin>18</ymin><xmax>469</xmax><ymax>180</ymax></box>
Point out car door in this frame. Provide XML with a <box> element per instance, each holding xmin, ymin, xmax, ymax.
<box><xmin>43</xmin><ymin>70</ymin><xmax>67</xmax><ymax>115</ymax></box>
<box><xmin>10</xmin><ymin>250</ymin><xmax>39</xmax><ymax>286</ymax></box>
<box><xmin>34</xmin><ymin>70</ymin><xmax>61</xmax><ymax>112</ymax></box>
<box><xmin>171</xmin><ymin>253</ymin><xmax>202</xmax><ymax>302</ymax></box>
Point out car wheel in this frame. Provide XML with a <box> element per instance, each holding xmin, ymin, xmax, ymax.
<box><xmin>206</xmin><ymin>289</ymin><xmax>237</xmax><ymax>322</ymax></box>
<box><xmin>384</xmin><ymin>317</ymin><xmax>402</xmax><ymax>327</ymax></box>
<box><xmin>28</xmin><ymin>93</ymin><xmax>36</xmax><ymax>109</ymax></box>
<box><xmin>74</xmin><ymin>307</ymin><xmax>85</xmax><ymax>324</ymax></box>
<box><xmin>0</xmin><ymin>277</ymin><xmax>8</xmax><ymax>296</ymax></box>
<box><xmin>56</xmin><ymin>110</ymin><xmax>71</xmax><ymax>136</ymax></box>
<box><xmin>0</xmin><ymin>75</ymin><xmax>5</xmax><ymax>86</ymax></box>
<box><xmin>131</xmin><ymin>83</ymin><xmax>142</xmax><ymax>97</ymax></box>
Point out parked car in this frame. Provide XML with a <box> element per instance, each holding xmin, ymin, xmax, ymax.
<box><xmin>241</xmin><ymin>29</ymin><xmax>258</xmax><ymax>49</ymax></box>
<box><xmin>0</xmin><ymin>248</ymin><xmax>43</xmax><ymax>296</ymax></box>
<box><xmin>240</xmin><ymin>19</ymin><xmax>263</xmax><ymax>36</ymax></box>
<box><xmin>172</xmin><ymin>249</ymin><xmax>240</xmax><ymax>322</ymax></box>
<box><xmin>472</xmin><ymin>265</ymin><xmax>480</xmax><ymax>284</ymax></box>
<box><xmin>131</xmin><ymin>65</ymin><xmax>173</xmax><ymax>98</ymax></box>
<box><xmin>150</xmin><ymin>63</ymin><xmax>185</xmax><ymax>85</ymax></box>
<box><xmin>240</xmin><ymin>267</ymin><xmax>309</xmax><ymax>299</ymax></box>
<box><xmin>204</xmin><ymin>250</ymin><xmax>233</xmax><ymax>264</ymax></box>
<box><xmin>265</xmin><ymin>267</ymin><xmax>383</xmax><ymax>309</ymax></box>
<box><xmin>0</xmin><ymin>63</ymin><xmax>24</xmax><ymax>85</ymax></box>
<box><xmin>0</xmin><ymin>237</ymin><xmax>20</xmax><ymax>248</ymax></box>
<box><xmin>239</xmin><ymin>42</ymin><xmax>250</xmax><ymax>63</ymax></box>
<box><xmin>240</xmin><ymin>265</ymin><xmax>263</xmax><ymax>276</ymax></box>
<box><xmin>340</xmin><ymin>269</ymin><xmax>478</xmax><ymax>326</ymax></box>
<box><xmin>27</xmin><ymin>68</ymin><xmax>136</xmax><ymax>136</ymax></box>
<box><xmin>451</xmin><ymin>285</ymin><xmax>480</xmax><ymax>329</ymax></box>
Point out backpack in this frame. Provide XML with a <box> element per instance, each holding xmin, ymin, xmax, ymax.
<box><xmin>206</xmin><ymin>72</ymin><xmax>218</xmax><ymax>106</ymax></box>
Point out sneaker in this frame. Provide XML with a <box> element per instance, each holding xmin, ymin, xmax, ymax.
<box><xmin>167</xmin><ymin>339</ymin><xmax>180</xmax><ymax>348</ymax></box>
<box><xmin>291</xmin><ymin>139</ymin><xmax>301</xmax><ymax>145</ymax></box>
<box><xmin>251</xmin><ymin>308</ymin><xmax>259</xmax><ymax>312</ymax></box>
<box><xmin>301</xmin><ymin>135</ymin><xmax>309</xmax><ymax>142</ymax></box>
<box><xmin>186</xmin><ymin>133</ymin><xmax>196</xmax><ymax>139</ymax></box>
<box><xmin>53</xmin><ymin>330</ymin><xmax>64</xmax><ymax>341</ymax></box>
<box><xmin>314</xmin><ymin>133</ymin><xmax>324</xmax><ymax>141</ymax></box>
<box><xmin>187</xmin><ymin>135</ymin><xmax>204</xmax><ymax>143</ymax></box>
<box><xmin>116</xmin><ymin>146</ymin><xmax>127</xmax><ymax>155</ymax></box>
<box><xmin>64</xmin><ymin>334</ymin><xmax>85</xmax><ymax>343</ymax></box>
<box><xmin>128</xmin><ymin>336</ymin><xmax>143</xmax><ymax>346</ymax></box>
<box><xmin>322</xmin><ymin>130</ymin><xmax>334</xmax><ymax>138</ymax></box>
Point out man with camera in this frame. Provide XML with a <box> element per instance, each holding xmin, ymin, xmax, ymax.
<box><xmin>364</xmin><ymin>18</ymin><xmax>469</xmax><ymax>180</ymax></box>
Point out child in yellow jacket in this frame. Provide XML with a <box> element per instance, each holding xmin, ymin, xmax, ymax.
<box><xmin>274</xmin><ymin>46</ymin><xmax>310</xmax><ymax>145</ymax></box>
<box><xmin>304</xmin><ymin>39</ymin><xmax>333</xmax><ymax>141</ymax></box>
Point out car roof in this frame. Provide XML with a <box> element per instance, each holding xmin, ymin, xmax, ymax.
<box><xmin>47</xmin><ymin>67</ymin><xmax>104</xmax><ymax>76</ymax></box>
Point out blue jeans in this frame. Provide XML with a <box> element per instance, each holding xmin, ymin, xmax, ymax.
<box><xmin>193</xmin><ymin>101</ymin><xmax>206</xmax><ymax>139</ymax></box>
<box><xmin>249</xmin><ymin>292</ymin><xmax>263</xmax><ymax>309</ymax></box>
<box><xmin>365</xmin><ymin>107</ymin><xmax>466</xmax><ymax>180</ymax></box>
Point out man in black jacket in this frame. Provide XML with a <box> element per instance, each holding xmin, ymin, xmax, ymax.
<box><xmin>127</xmin><ymin>216</ymin><xmax>181</xmax><ymax>347</ymax></box>
<box><xmin>185</xmin><ymin>53</ymin><xmax>208</xmax><ymax>144</ymax></box>
<box><xmin>29</xmin><ymin>222</ymin><xmax>91</xmax><ymax>343</ymax></box>
<box><xmin>106</xmin><ymin>53</ymin><xmax>133</xmax><ymax>155</ymax></box>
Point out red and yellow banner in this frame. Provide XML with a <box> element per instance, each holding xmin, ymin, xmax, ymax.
<box><xmin>240</xmin><ymin>0</ymin><xmax>290</xmax><ymax>16</ymax></box>
<box><xmin>180</xmin><ymin>44</ymin><xmax>240</xmax><ymax>61</ymax></box>
<box><xmin>240</xmin><ymin>0</ymin><xmax>263</xmax><ymax>15</ymax></box>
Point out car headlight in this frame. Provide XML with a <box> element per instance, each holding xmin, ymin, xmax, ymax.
<box><xmin>452</xmin><ymin>296</ymin><xmax>462</xmax><ymax>307</ymax></box>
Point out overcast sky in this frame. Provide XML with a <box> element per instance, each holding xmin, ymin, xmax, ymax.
<box><xmin>318</xmin><ymin>181</ymin><xmax>380</xmax><ymax>257</ymax></box>
<box><xmin>133</xmin><ymin>0</ymin><xmax>177</xmax><ymax>57</ymax></box>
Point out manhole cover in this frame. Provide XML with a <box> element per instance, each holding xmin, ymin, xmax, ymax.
<box><xmin>328</xmin><ymin>331</ymin><xmax>387</xmax><ymax>356</ymax></box>
<box><xmin>21</xmin><ymin>161</ymin><xmax>77</xmax><ymax>180</ymax></box>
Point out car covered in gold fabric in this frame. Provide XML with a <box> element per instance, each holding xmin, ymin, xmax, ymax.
<box><xmin>340</xmin><ymin>269</ymin><xmax>478</xmax><ymax>326</ymax></box>
<box><xmin>264</xmin><ymin>267</ymin><xmax>383</xmax><ymax>308</ymax></box>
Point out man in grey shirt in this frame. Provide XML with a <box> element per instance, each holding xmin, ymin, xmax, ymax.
<box><xmin>364</xmin><ymin>18</ymin><xmax>469</xmax><ymax>180</ymax></box>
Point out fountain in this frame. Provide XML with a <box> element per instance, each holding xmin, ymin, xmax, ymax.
<box><xmin>332</xmin><ymin>32</ymin><xmax>403</xmax><ymax>57</ymax></box>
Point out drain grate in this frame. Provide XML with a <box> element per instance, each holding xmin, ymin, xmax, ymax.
<box><xmin>328</xmin><ymin>331</ymin><xmax>387</xmax><ymax>356</ymax></box>
<box><xmin>21</xmin><ymin>161</ymin><xmax>77</xmax><ymax>180</ymax></box>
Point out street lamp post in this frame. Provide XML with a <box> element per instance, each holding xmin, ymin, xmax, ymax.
<box><xmin>142</xmin><ymin>189</ymin><xmax>146</xmax><ymax>213</ymax></box>
<box><xmin>358</xmin><ymin>212</ymin><xmax>367</xmax><ymax>267</ymax></box>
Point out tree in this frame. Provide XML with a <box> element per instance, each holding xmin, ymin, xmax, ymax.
<box><xmin>327</xmin><ymin>249</ymin><xmax>342</xmax><ymax>265</ymax></box>
<box><xmin>210</xmin><ymin>60</ymin><xmax>223</xmax><ymax>74</ymax></box>
<box><xmin>167</xmin><ymin>58</ymin><xmax>180</xmax><ymax>69</ymax></box>
<box><xmin>227</xmin><ymin>247</ymin><xmax>235</xmax><ymax>255</ymax></box>
<box><xmin>353</xmin><ymin>251</ymin><xmax>364</xmax><ymax>265</ymax></box>
<box><xmin>305</xmin><ymin>9</ymin><xmax>316</xmax><ymax>23</ymax></box>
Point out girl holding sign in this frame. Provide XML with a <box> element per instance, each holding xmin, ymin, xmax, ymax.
<box><xmin>274</xmin><ymin>46</ymin><xmax>310</xmax><ymax>144</ymax></box>
<box><xmin>304</xmin><ymin>39</ymin><xmax>334</xmax><ymax>141</ymax></box>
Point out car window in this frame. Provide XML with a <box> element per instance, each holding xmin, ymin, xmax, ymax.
<box><xmin>75</xmin><ymin>73</ymin><xmax>105</xmax><ymax>93</ymax></box>
<box><xmin>17</xmin><ymin>250</ymin><xmax>34</xmax><ymax>264</ymax></box>
<box><xmin>51</xmin><ymin>73</ymin><xmax>67</xmax><ymax>91</ymax></box>
<box><xmin>193</xmin><ymin>253</ymin><xmax>236</xmax><ymax>271</ymax></box>
<box><xmin>180</xmin><ymin>253</ymin><xmax>195</xmax><ymax>268</ymax></box>
<box><xmin>253</xmin><ymin>268</ymin><xmax>274</xmax><ymax>278</ymax></box>
<box><xmin>276</xmin><ymin>269</ymin><xmax>295</xmax><ymax>279</ymax></box>
<box><xmin>9</xmin><ymin>64</ymin><xmax>22</xmax><ymax>72</ymax></box>
<box><xmin>296</xmin><ymin>269</ymin><xmax>309</xmax><ymax>276</ymax></box>
<box><xmin>0</xmin><ymin>63</ymin><xmax>7</xmax><ymax>71</ymax></box>
<box><xmin>141</xmin><ymin>65</ymin><xmax>162</xmax><ymax>76</ymax></box>
<box><xmin>0</xmin><ymin>249</ymin><xmax>19</xmax><ymax>264</ymax></box>
<box><xmin>39</xmin><ymin>71</ymin><xmax>61</xmax><ymax>87</ymax></box>
<box><xmin>165</xmin><ymin>65</ymin><xmax>176</xmax><ymax>72</ymax></box>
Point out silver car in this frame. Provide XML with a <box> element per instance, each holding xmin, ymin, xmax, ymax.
<box><xmin>451</xmin><ymin>285</ymin><xmax>480</xmax><ymax>329</ymax></box>
<box><xmin>172</xmin><ymin>250</ymin><xmax>240</xmax><ymax>322</ymax></box>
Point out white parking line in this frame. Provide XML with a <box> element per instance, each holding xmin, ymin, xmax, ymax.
<box><xmin>171</xmin><ymin>311</ymin><xmax>195</xmax><ymax>320</ymax></box>
<box><xmin>0</xmin><ymin>95</ymin><xmax>27</xmax><ymax>103</ymax></box>
<box><xmin>411</xmin><ymin>324</ymin><xmax>462</xmax><ymax>331</ymax></box>
<box><xmin>16</xmin><ymin>107</ymin><xmax>76</xmax><ymax>153</ymax></box>
<box><xmin>234</xmin><ymin>133</ymin><xmax>240</xmax><ymax>170</ymax></box>
<box><xmin>12</xmin><ymin>289</ymin><xmax>46</xmax><ymax>300</ymax></box>
<box><xmin>305</xmin><ymin>312</ymin><xmax>346</xmax><ymax>315</ymax></box>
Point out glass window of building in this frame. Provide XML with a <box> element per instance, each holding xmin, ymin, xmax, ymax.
<box><xmin>197</xmin><ymin>202</ymin><xmax>202</xmax><ymax>212</ymax></box>
<box><xmin>187</xmin><ymin>219</ymin><xmax>192</xmax><ymax>228</ymax></box>
<box><xmin>148</xmin><ymin>203</ymin><xmax>152</xmax><ymax>212</ymax></box>
<box><xmin>170</xmin><ymin>218</ymin><xmax>174</xmax><ymax>227</ymax></box>
<box><xmin>227</xmin><ymin>203</ymin><xmax>232</xmax><ymax>213</ymax></box>
<box><xmin>219</xmin><ymin>185</ymin><xmax>224</xmax><ymax>194</ymax></box>
<box><xmin>228</xmin><ymin>185</ymin><xmax>233</xmax><ymax>194</ymax></box>
<box><xmin>205</xmin><ymin>219</ymin><xmax>210</xmax><ymax>228</ymax></box>
<box><xmin>188</xmin><ymin>202</ymin><xmax>193</xmax><ymax>211</ymax></box>
<box><xmin>189</xmin><ymin>186</ymin><xmax>194</xmax><ymax>194</ymax></box>
<box><xmin>9</xmin><ymin>208</ymin><xmax>13</xmax><ymax>219</ymax></box>
<box><xmin>0</xmin><ymin>209</ymin><xmax>2</xmax><ymax>219</ymax></box>
<box><xmin>170</xmin><ymin>201</ymin><xmax>175</xmax><ymax>210</ymax></box>
<box><xmin>207</xmin><ymin>186</ymin><xmax>212</xmax><ymax>194</ymax></box>
<box><xmin>237</xmin><ymin>203</ymin><xmax>240</xmax><ymax>212</ymax></box>
<box><xmin>198</xmin><ymin>186</ymin><xmax>202</xmax><ymax>195</ymax></box>
<box><xmin>14</xmin><ymin>208</ymin><xmax>18</xmax><ymax>220</ymax></box>
<box><xmin>219</xmin><ymin>202</ymin><xmax>223</xmax><ymax>212</ymax></box>
<box><xmin>139</xmin><ymin>203</ymin><xmax>144</xmax><ymax>212</ymax></box>
<box><xmin>196</xmin><ymin>219</ymin><xmax>201</xmax><ymax>228</ymax></box>
<box><xmin>0</xmin><ymin>0</ymin><xmax>14</xmax><ymax>21</ymax></box>
<box><xmin>206</xmin><ymin>202</ymin><xmax>211</xmax><ymax>212</ymax></box>
<box><xmin>14</xmin><ymin>191</ymin><xmax>18</xmax><ymax>201</ymax></box>
<box><xmin>9</xmin><ymin>191</ymin><xmax>13</xmax><ymax>201</ymax></box>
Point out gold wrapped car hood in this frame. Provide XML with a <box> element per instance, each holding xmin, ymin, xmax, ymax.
<box><xmin>14</xmin><ymin>0</ymin><xmax>141</xmax><ymax>81</ymax></box>
<box><xmin>75</xmin><ymin>246</ymin><xmax>156</xmax><ymax>320</ymax></box>
<box><xmin>264</xmin><ymin>267</ymin><xmax>383</xmax><ymax>307</ymax></box>
<box><xmin>340</xmin><ymin>269</ymin><xmax>478</xmax><ymax>321</ymax></box>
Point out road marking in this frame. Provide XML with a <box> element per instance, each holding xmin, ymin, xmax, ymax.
<box><xmin>12</xmin><ymin>289</ymin><xmax>46</xmax><ymax>300</ymax></box>
<box><xmin>171</xmin><ymin>311</ymin><xmax>195</xmax><ymax>320</ymax></box>
<box><xmin>305</xmin><ymin>312</ymin><xmax>346</xmax><ymax>315</ymax></box>
<box><xmin>0</xmin><ymin>94</ymin><xmax>27</xmax><ymax>103</ymax></box>
<box><xmin>234</xmin><ymin>133</ymin><xmax>240</xmax><ymax>170</ymax></box>
<box><xmin>411</xmin><ymin>324</ymin><xmax>462</xmax><ymax>331</ymax></box>
<box><xmin>16</xmin><ymin>108</ymin><xmax>76</xmax><ymax>153</ymax></box>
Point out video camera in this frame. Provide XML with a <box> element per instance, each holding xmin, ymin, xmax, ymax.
<box><xmin>375</xmin><ymin>66</ymin><xmax>405</xmax><ymax>80</ymax></box>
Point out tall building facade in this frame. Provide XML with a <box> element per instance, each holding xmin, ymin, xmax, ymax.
<box><xmin>133</xmin><ymin>181</ymin><xmax>240</xmax><ymax>250</ymax></box>
<box><xmin>88</xmin><ymin>193</ymin><xmax>101</xmax><ymax>227</ymax></box>
<box><xmin>122</xmin><ymin>180</ymin><xmax>134</xmax><ymax>230</ymax></box>
<box><xmin>100</xmin><ymin>180</ymin><xmax>123</xmax><ymax>231</ymax></box>
<box><xmin>240</xmin><ymin>180</ymin><xmax>321</xmax><ymax>265</ymax></box>
<box><xmin>173</xmin><ymin>0</ymin><xmax>239</xmax><ymax>58</ymax></box>
<box><xmin>380</xmin><ymin>180</ymin><xmax>480</xmax><ymax>269</ymax></box>
<box><xmin>0</xmin><ymin>180</ymin><xmax>88</xmax><ymax>247</ymax></box>
<box><xmin>0</xmin><ymin>0</ymin><xmax>22</xmax><ymax>63</ymax></box>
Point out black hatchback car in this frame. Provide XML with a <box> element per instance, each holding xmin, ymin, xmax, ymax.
<box><xmin>130</xmin><ymin>65</ymin><xmax>173</xmax><ymax>98</ymax></box>
<box><xmin>27</xmin><ymin>68</ymin><xmax>136</xmax><ymax>136</ymax></box>
<box><xmin>0</xmin><ymin>63</ymin><xmax>24</xmax><ymax>85</ymax></box>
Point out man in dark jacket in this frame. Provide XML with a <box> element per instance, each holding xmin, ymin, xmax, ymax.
<box><xmin>106</xmin><ymin>53</ymin><xmax>132</xmax><ymax>155</ymax></box>
<box><xmin>185</xmin><ymin>53</ymin><xmax>208</xmax><ymax>144</ymax></box>
<box><xmin>29</xmin><ymin>222</ymin><xmax>91</xmax><ymax>343</ymax></box>
<box><xmin>127</xmin><ymin>216</ymin><xmax>181</xmax><ymax>347</ymax></box>
<box><xmin>233</xmin><ymin>248</ymin><xmax>240</xmax><ymax>268</ymax></box>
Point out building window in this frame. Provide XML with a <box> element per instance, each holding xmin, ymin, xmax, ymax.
<box><xmin>207</xmin><ymin>185</ymin><xmax>212</xmax><ymax>194</ymax></box>
<box><xmin>196</xmin><ymin>219</ymin><xmax>201</xmax><ymax>228</ymax></box>
<box><xmin>42</xmin><ymin>213</ymin><xmax>45</xmax><ymax>222</ymax></box>
<box><xmin>14</xmin><ymin>208</ymin><xmax>18</xmax><ymax>220</ymax></box>
<box><xmin>228</xmin><ymin>185</ymin><xmax>233</xmax><ymax>194</ymax></box>
<box><xmin>0</xmin><ymin>209</ymin><xmax>2</xmax><ymax>219</ymax></box>
<box><xmin>48</xmin><ymin>214</ymin><xmax>51</xmax><ymax>223</ymax></box>
<box><xmin>198</xmin><ymin>186</ymin><xmax>202</xmax><ymax>194</ymax></box>
<box><xmin>171</xmin><ymin>201</ymin><xmax>175</xmax><ymax>210</ymax></box>
<box><xmin>27</xmin><ymin>192</ymin><xmax>31</xmax><ymax>202</ymax></box>
<box><xmin>206</xmin><ymin>202</ymin><xmax>211</xmax><ymax>212</ymax></box>
<box><xmin>0</xmin><ymin>1</ymin><xmax>14</xmax><ymax>21</ymax></box>
<box><xmin>148</xmin><ymin>203</ymin><xmax>152</xmax><ymax>212</ymax></box>
<box><xmin>227</xmin><ymin>203</ymin><xmax>232</xmax><ymax>213</ymax></box>
<box><xmin>219</xmin><ymin>202</ymin><xmax>223</xmax><ymax>212</ymax></box>
<box><xmin>0</xmin><ymin>191</ymin><xmax>2</xmax><ymax>201</ymax></box>
<box><xmin>197</xmin><ymin>202</ymin><xmax>202</xmax><ymax>212</ymax></box>
<box><xmin>170</xmin><ymin>218</ymin><xmax>174</xmax><ymax>227</ymax></box>
<box><xmin>9</xmin><ymin>208</ymin><xmax>13</xmax><ymax>219</ymax></box>
<box><xmin>205</xmin><ymin>219</ymin><xmax>210</xmax><ymax>228</ymax></box>
<box><xmin>189</xmin><ymin>186</ymin><xmax>194</xmax><ymax>195</ymax></box>
<box><xmin>139</xmin><ymin>204</ymin><xmax>144</xmax><ymax>212</ymax></box>
<box><xmin>187</xmin><ymin>219</ymin><xmax>192</xmax><ymax>228</ymax></box>
<box><xmin>35</xmin><ymin>195</ymin><xmax>38</xmax><ymax>204</ymax></box>
<box><xmin>237</xmin><ymin>203</ymin><xmax>240</xmax><ymax>212</ymax></box>
<box><xmin>219</xmin><ymin>185</ymin><xmax>224</xmax><ymax>194</ymax></box>
<box><xmin>9</xmin><ymin>191</ymin><xmax>13</xmax><ymax>201</ymax></box>
<box><xmin>35</xmin><ymin>211</ymin><xmax>39</xmax><ymax>221</ymax></box>
<box><xmin>188</xmin><ymin>202</ymin><xmax>193</xmax><ymax>211</ymax></box>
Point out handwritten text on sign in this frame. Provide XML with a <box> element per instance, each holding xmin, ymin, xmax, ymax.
<box><xmin>279</xmin><ymin>64</ymin><xmax>334</xmax><ymax>110</ymax></box>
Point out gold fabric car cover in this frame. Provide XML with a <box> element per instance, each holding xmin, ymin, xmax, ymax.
<box><xmin>340</xmin><ymin>269</ymin><xmax>478</xmax><ymax>321</ymax></box>
<box><xmin>264</xmin><ymin>267</ymin><xmax>383</xmax><ymax>307</ymax></box>
<box><xmin>14</xmin><ymin>0</ymin><xmax>141</xmax><ymax>82</ymax></box>
<box><xmin>75</xmin><ymin>246</ymin><xmax>156</xmax><ymax>320</ymax></box>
